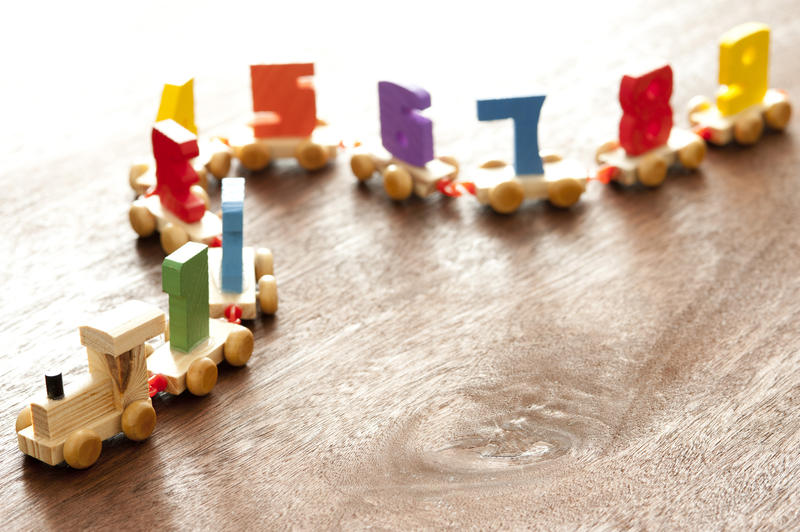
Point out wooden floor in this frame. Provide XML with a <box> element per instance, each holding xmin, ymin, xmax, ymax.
<box><xmin>2</xmin><ymin>1</ymin><xmax>799</xmax><ymax>528</ymax></box>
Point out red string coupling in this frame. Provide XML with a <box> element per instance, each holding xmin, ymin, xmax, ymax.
<box><xmin>595</xmin><ymin>165</ymin><xmax>619</xmax><ymax>184</ymax></box>
<box><xmin>225</xmin><ymin>304</ymin><xmax>242</xmax><ymax>324</ymax></box>
<box><xmin>148</xmin><ymin>374</ymin><xmax>168</xmax><ymax>397</ymax></box>
<box><xmin>436</xmin><ymin>179</ymin><xmax>459</xmax><ymax>197</ymax></box>
<box><xmin>461</xmin><ymin>181</ymin><xmax>477</xmax><ymax>196</ymax></box>
<box><xmin>209</xmin><ymin>235</ymin><xmax>223</xmax><ymax>248</ymax></box>
<box><xmin>215</xmin><ymin>136</ymin><xmax>231</xmax><ymax>147</ymax></box>
<box><xmin>693</xmin><ymin>126</ymin><xmax>712</xmax><ymax>140</ymax></box>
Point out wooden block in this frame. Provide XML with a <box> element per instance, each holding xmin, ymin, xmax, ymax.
<box><xmin>146</xmin><ymin>318</ymin><xmax>239</xmax><ymax>395</ymax></box>
<box><xmin>209</xmin><ymin>246</ymin><xmax>257</xmax><ymax>320</ymax></box>
<box><xmin>163</xmin><ymin>243</ymin><xmax>209</xmax><ymax>353</ymax></box>
<box><xmin>156</xmin><ymin>78</ymin><xmax>196</xmax><ymax>134</ymax></box>
<box><xmin>597</xmin><ymin>127</ymin><xmax>700</xmax><ymax>186</ymax></box>
<box><xmin>152</xmin><ymin>119</ymin><xmax>205</xmax><ymax>224</ymax></box>
<box><xmin>228</xmin><ymin>124</ymin><xmax>339</xmax><ymax>161</ymax></box>
<box><xmin>18</xmin><ymin>410</ymin><xmax>122</xmax><ymax>466</ymax></box>
<box><xmin>133</xmin><ymin>194</ymin><xmax>222</xmax><ymax>244</ymax></box>
<box><xmin>29</xmin><ymin>377</ymin><xmax>117</xmax><ymax>441</ymax></box>
<box><xmin>86</xmin><ymin>345</ymin><xmax>150</xmax><ymax>410</ymax></box>
<box><xmin>79</xmin><ymin>300</ymin><xmax>165</xmax><ymax>356</ymax></box>
<box><xmin>221</xmin><ymin>178</ymin><xmax>245</xmax><ymax>293</ymax></box>
<box><xmin>356</xmin><ymin>146</ymin><xmax>458</xmax><ymax>198</ymax></box>
<box><xmin>689</xmin><ymin>89</ymin><xmax>788</xmax><ymax>146</ymax></box>
<box><xmin>472</xmin><ymin>159</ymin><xmax>588</xmax><ymax>209</ymax></box>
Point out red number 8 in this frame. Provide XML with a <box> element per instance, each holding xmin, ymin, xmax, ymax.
<box><xmin>619</xmin><ymin>65</ymin><xmax>673</xmax><ymax>156</ymax></box>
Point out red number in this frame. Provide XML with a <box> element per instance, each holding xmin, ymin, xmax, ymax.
<box><xmin>619</xmin><ymin>65</ymin><xmax>673</xmax><ymax>156</ymax></box>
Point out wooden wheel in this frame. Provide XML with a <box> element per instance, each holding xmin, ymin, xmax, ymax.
<box><xmin>207</xmin><ymin>150</ymin><xmax>232</xmax><ymax>178</ymax></box>
<box><xmin>765</xmin><ymin>100</ymin><xmax>791</xmax><ymax>130</ymax></box>
<box><xmin>186</xmin><ymin>357</ymin><xmax>218</xmax><ymax>396</ymax></box>
<box><xmin>63</xmin><ymin>429</ymin><xmax>102</xmax><ymax>469</ymax></box>
<box><xmin>190</xmin><ymin>185</ymin><xmax>210</xmax><ymax>211</ymax></box>
<box><xmin>677</xmin><ymin>138</ymin><xmax>706</xmax><ymax>170</ymax></box>
<box><xmin>734</xmin><ymin>114</ymin><xmax>764</xmax><ymax>145</ymax></box>
<box><xmin>258</xmin><ymin>275</ymin><xmax>278</xmax><ymax>315</ymax></box>
<box><xmin>129</xmin><ymin>204</ymin><xmax>157</xmax><ymax>237</ymax></box>
<box><xmin>121</xmin><ymin>400</ymin><xmax>157</xmax><ymax>441</ymax></box>
<box><xmin>224</xmin><ymin>326</ymin><xmax>254</xmax><ymax>367</ymax></box>
<box><xmin>239</xmin><ymin>143</ymin><xmax>271</xmax><ymax>171</ymax></box>
<box><xmin>636</xmin><ymin>154</ymin><xmax>668</xmax><ymax>187</ymax></box>
<box><xmin>489</xmin><ymin>180</ymin><xmax>524</xmax><ymax>214</ymax></box>
<box><xmin>160</xmin><ymin>223</ymin><xmax>189</xmax><ymax>254</ymax></box>
<box><xmin>255</xmin><ymin>248</ymin><xmax>274</xmax><ymax>279</ymax></box>
<box><xmin>295</xmin><ymin>141</ymin><xmax>329</xmax><ymax>170</ymax></box>
<box><xmin>547</xmin><ymin>179</ymin><xmax>585</xmax><ymax>208</ymax></box>
<box><xmin>129</xmin><ymin>163</ymin><xmax>150</xmax><ymax>192</ymax></box>
<box><xmin>15</xmin><ymin>405</ymin><xmax>32</xmax><ymax>432</ymax></box>
<box><xmin>382</xmin><ymin>165</ymin><xmax>413</xmax><ymax>200</ymax></box>
<box><xmin>350</xmin><ymin>154</ymin><xmax>376</xmax><ymax>181</ymax></box>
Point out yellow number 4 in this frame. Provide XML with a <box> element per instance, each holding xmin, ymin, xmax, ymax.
<box><xmin>716</xmin><ymin>23</ymin><xmax>770</xmax><ymax>117</ymax></box>
<box><xmin>156</xmin><ymin>78</ymin><xmax>197</xmax><ymax>134</ymax></box>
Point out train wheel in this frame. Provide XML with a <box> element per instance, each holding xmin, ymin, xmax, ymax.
<box><xmin>122</xmin><ymin>400</ymin><xmax>157</xmax><ymax>441</ymax></box>
<box><xmin>258</xmin><ymin>275</ymin><xmax>278</xmax><ymax>315</ymax></box>
<box><xmin>15</xmin><ymin>405</ymin><xmax>32</xmax><ymax>432</ymax></box>
<box><xmin>63</xmin><ymin>429</ymin><xmax>102</xmax><ymax>469</ymax></box>
<box><xmin>765</xmin><ymin>100</ymin><xmax>792</xmax><ymax>130</ymax></box>
<box><xmin>239</xmin><ymin>143</ymin><xmax>271</xmax><ymax>171</ymax></box>
<box><xmin>224</xmin><ymin>326</ymin><xmax>254</xmax><ymax>367</ymax></box>
<box><xmin>160</xmin><ymin>223</ymin><xmax>189</xmax><ymax>254</ymax></box>
<box><xmin>129</xmin><ymin>204</ymin><xmax>157</xmax><ymax>238</ymax></box>
<box><xmin>129</xmin><ymin>163</ymin><xmax>150</xmax><ymax>192</ymax></box>
<box><xmin>382</xmin><ymin>165</ymin><xmax>413</xmax><ymax>200</ymax></box>
<box><xmin>636</xmin><ymin>154</ymin><xmax>668</xmax><ymax>187</ymax></box>
<box><xmin>351</xmin><ymin>154</ymin><xmax>376</xmax><ymax>181</ymax></box>
<box><xmin>734</xmin><ymin>114</ymin><xmax>764</xmax><ymax>145</ymax></box>
<box><xmin>677</xmin><ymin>138</ymin><xmax>706</xmax><ymax>169</ymax></box>
<box><xmin>255</xmin><ymin>248</ymin><xmax>274</xmax><ymax>278</ymax></box>
<box><xmin>186</xmin><ymin>357</ymin><xmax>218</xmax><ymax>396</ymax></box>
<box><xmin>489</xmin><ymin>180</ymin><xmax>524</xmax><ymax>214</ymax></box>
<box><xmin>547</xmin><ymin>178</ymin><xmax>585</xmax><ymax>208</ymax></box>
<box><xmin>207</xmin><ymin>150</ymin><xmax>232</xmax><ymax>179</ymax></box>
<box><xmin>296</xmin><ymin>141</ymin><xmax>329</xmax><ymax>171</ymax></box>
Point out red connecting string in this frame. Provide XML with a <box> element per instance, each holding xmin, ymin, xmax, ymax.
<box><xmin>225</xmin><ymin>304</ymin><xmax>243</xmax><ymax>324</ymax></box>
<box><xmin>436</xmin><ymin>179</ymin><xmax>476</xmax><ymax>197</ymax></box>
<box><xmin>148</xmin><ymin>374</ymin><xmax>168</xmax><ymax>397</ymax></box>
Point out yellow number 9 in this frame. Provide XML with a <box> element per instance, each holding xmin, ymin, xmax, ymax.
<box><xmin>716</xmin><ymin>23</ymin><xmax>770</xmax><ymax>116</ymax></box>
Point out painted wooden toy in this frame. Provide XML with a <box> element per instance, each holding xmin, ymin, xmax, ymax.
<box><xmin>16</xmin><ymin>300</ymin><xmax>166</xmax><ymax>468</ymax></box>
<box><xmin>129</xmin><ymin>79</ymin><xmax>233</xmax><ymax>194</ymax></box>
<box><xmin>688</xmin><ymin>23</ymin><xmax>791</xmax><ymax>146</ymax></box>
<box><xmin>227</xmin><ymin>63</ymin><xmax>339</xmax><ymax>172</ymax></box>
<box><xmin>147</xmin><ymin>242</ymin><xmax>255</xmax><ymax>398</ymax></box>
<box><xmin>470</xmin><ymin>95</ymin><xmax>589</xmax><ymax>214</ymax></box>
<box><xmin>128</xmin><ymin>119</ymin><xmax>223</xmax><ymax>254</ymax></box>
<box><xmin>208</xmin><ymin>178</ymin><xmax>278</xmax><ymax>322</ymax></box>
<box><xmin>350</xmin><ymin>81</ymin><xmax>460</xmax><ymax>201</ymax></box>
<box><xmin>596</xmin><ymin>65</ymin><xmax>706</xmax><ymax>187</ymax></box>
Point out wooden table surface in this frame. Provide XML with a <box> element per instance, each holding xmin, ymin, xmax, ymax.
<box><xmin>2</xmin><ymin>1</ymin><xmax>799</xmax><ymax>529</ymax></box>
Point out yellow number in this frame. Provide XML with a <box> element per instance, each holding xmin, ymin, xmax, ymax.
<box><xmin>716</xmin><ymin>23</ymin><xmax>770</xmax><ymax>116</ymax></box>
<box><xmin>156</xmin><ymin>78</ymin><xmax>196</xmax><ymax>134</ymax></box>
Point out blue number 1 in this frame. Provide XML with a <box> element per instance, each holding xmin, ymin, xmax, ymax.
<box><xmin>477</xmin><ymin>95</ymin><xmax>545</xmax><ymax>175</ymax></box>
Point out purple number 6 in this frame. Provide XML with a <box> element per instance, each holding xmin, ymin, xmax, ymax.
<box><xmin>378</xmin><ymin>81</ymin><xmax>434</xmax><ymax>167</ymax></box>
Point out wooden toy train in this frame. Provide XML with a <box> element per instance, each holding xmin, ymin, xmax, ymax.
<box><xmin>15</xmin><ymin>242</ymin><xmax>256</xmax><ymax>469</ymax></box>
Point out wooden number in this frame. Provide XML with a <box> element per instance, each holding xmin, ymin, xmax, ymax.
<box><xmin>477</xmin><ymin>95</ymin><xmax>545</xmax><ymax>175</ymax></box>
<box><xmin>163</xmin><ymin>242</ymin><xmax>209</xmax><ymax>353</ymax></box>
<box><xmin>619</xmin><ymin>65</ymin><xmax>673</xmax><ymax>156</ymax></box>
<box><xmin>716</xmin><ymin>23</ymin><xmax>770</xmax><ymax>116</ymax></box>
<box><xmin>378</xmin><ymin>81</ymin><xmax>434</xmax><ymax>167</ymax></box>
<box><xmin>250</xmin><ymin>63</ymin><xmax>317</xmax><ymax>138</ymax></box>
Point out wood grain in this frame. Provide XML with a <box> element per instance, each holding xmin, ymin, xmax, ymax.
<box><xmin>2</xmin><ymin>1</ymin><xmax>799</xmax><ymax>528</ymax></box>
